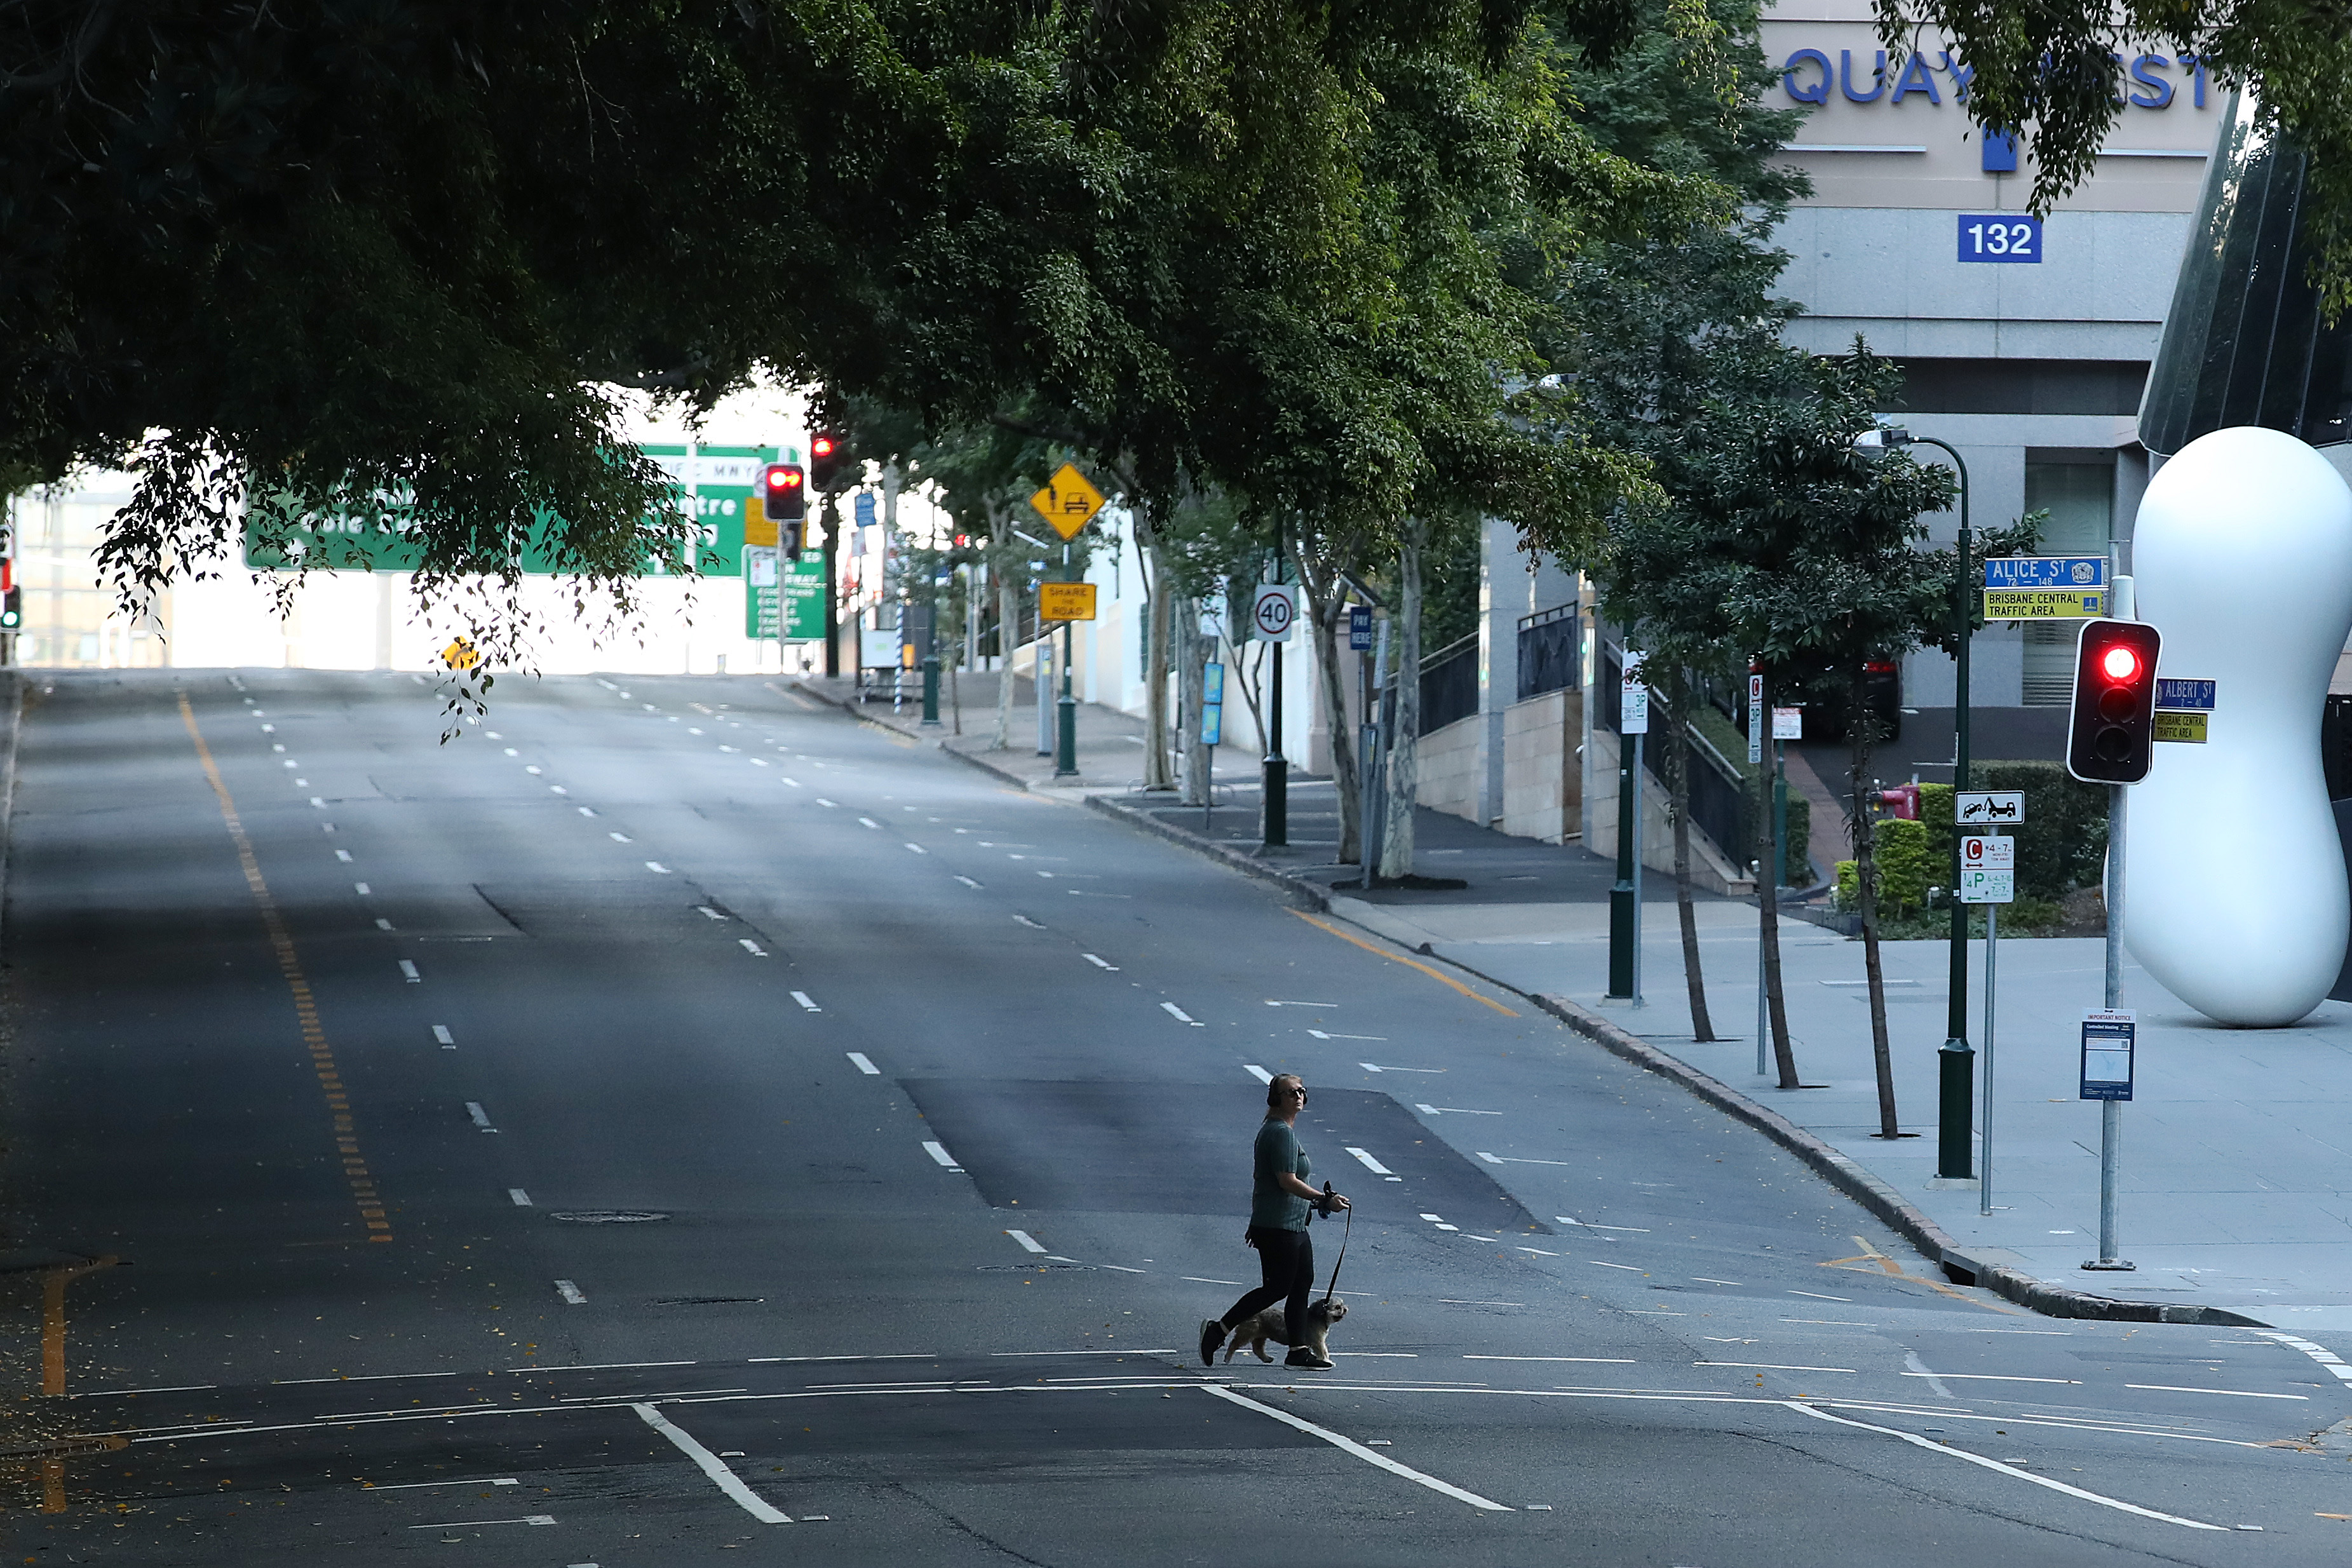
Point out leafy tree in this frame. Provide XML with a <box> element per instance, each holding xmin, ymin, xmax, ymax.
<box><xmin>1600</xmin><ymin>348</ymin><xmax>1963</xmax><ymax>1103</ymax></box>
<box><xmin>1564</xmin><ymin>0</ymin><xmax>1808</xmax><ymax>1040</ymax></box>
<box><xmin>1</xmin><ymin>0</ymin><xmax>1686</xmax><ymax>693</ymax></box>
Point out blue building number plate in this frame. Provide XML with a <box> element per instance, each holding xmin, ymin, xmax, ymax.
<box><xmin>1957</xmin><ymin>214</ymin><xmax>2043</xmax><ymax>263</ymax></box>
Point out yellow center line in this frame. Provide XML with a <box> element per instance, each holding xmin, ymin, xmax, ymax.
<box><xmin>179</xmin><ymin>694</ymin><xmax>390</xmax><ymax>1245</ymax></box>
<box><xmin>1285</xmin><ymin>909</ymin><xmax>1518</xmax><ymax>1017</ymax></box>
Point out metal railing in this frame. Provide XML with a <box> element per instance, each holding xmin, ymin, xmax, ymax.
<box><xmin>1418</xmin><ymin>632</ymin><xmax>1480</xmax><ymax>736</ymax></box>
<box><xmin>1517</xmin><ymin>604</ymin><xmax>1578</xmax><ymax>701</ymax></box>
<box><xmin>1598</xmin><ymin>644</ymin><xmax>1756</xmax><ymax>875</ymax></box>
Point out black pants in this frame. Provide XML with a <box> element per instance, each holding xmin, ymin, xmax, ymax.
<box><xmin>1221</xmin><ymin>1226</ymin><xmax>1314</xmax><ymax>1348</ymax></box>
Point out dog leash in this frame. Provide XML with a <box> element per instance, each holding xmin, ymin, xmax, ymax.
<box><xmin>1319</xmin><ymin>1182</ymin><xmax>1351</xmax><ymax>1308</ymax></box>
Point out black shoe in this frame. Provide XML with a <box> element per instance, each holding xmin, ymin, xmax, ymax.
<box><xmin>1200</xmin><ymin>1318</ymin><xmax>1224</xmax><ymax>1366</ymax></box>
<box><xmin>1284</xmin><ymin>1349</ymin><xmax>1335</xmax><ymax>1369</ymax></box>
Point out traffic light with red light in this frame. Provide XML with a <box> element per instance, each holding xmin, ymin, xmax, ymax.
<box><xmin>2065</xmin><ymin>619</ymin><xmax>2163</xmax><ymax>784</ymax></box>
<box><xmin>764</xmin><ymin>463</ymin><xmax>807</xmax><ymax>561</ymax></box>
<box><xmin>808</xmin><ymin>431</ymin><xmax>846</xmax><ymax>491</ymax></box>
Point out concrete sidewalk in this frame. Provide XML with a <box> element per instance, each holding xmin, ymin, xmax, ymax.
<box><xmin>789</xmin><ymin>671</ymin><xmax>2352</xmax><ymax>1329</ymax></box>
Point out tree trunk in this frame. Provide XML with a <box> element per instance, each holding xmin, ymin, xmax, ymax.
<box><xmin>1178</xmin><ymin>597</ymin><xmax>1211</xmax><ymax>806</ymax></box>
<box><xmin>1665</xmin><ymin>668</ymin><xmax>1715</xmax><ymax>1042</ymax></box>
<box><xmin>1851</xmin><ymin>697</ymin><xmax>1900</xmax><ymax>1138</ymax></box>
<box><xmin>1379</xmin><ymin>520</ymin><xmax>1425</xmax><ymax>881</ymax></box>
<box><xmin>1295</xmin><ymin>539</ymin><xmax>1360</xmax><ymax>862</ymax></box>
<box><xmin>1757</xmin><ymin>674</ymin><xmax>1798</xmax><ymax>1088</ymax></box>
<box><xmin>1142</xmin><ymin>531</ymin><xmax>1176</xmax><ymax>790</ymax></box>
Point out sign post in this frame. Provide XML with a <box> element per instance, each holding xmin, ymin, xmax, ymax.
<box><xmin>1957</xmin><ymin>814</ymin><xmax>2018</xmax><ymax>1217</ymax></box>
<box><xmin>1621</xmin><ymin>654</ymin><xmax>1648</xmax><ymax>1008</ymax></box>
<box><xmin>1748</xmin><ymin>668</ymin><xmax>1766</xmax><ymax>1074</ymax></box>
<box><xmin>1253</xmin><ymin>583</ymin><xmax>1296</xmax><ymax>848</ymax></box>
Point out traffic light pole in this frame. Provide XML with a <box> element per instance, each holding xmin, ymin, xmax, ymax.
<box><xmin>2085</xmin><ymin>568</ymin><xmax>2139</xmax><ymax>1271</ymax></box>
<box><xmin>819</xmin><ymin>486</ymin><xmax>840</xmax><ymax>679</ymax></box>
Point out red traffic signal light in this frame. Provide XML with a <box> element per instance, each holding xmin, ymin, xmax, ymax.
<box><xmin>2065</xmin><ymin>619</ymin><xmax>2163</xmax><ymax>785</ymax></box>
<box><xmin>764</xmin><ymin>463</ymin><xmax>806</xmax><ymax>520</ymax></box>
<box><xmin>808</xmin><ymin>429</ymin><xmax>846</xmax><ymax>490</ymax></box>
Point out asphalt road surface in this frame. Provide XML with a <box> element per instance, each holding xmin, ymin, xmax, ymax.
<box><xmin>4</xmin><ymin>668</ymin><xmax>2351</xmax><ymax>1565</ymax></box>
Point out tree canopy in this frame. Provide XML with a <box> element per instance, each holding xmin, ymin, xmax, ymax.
<box><xmin>3</xmin><ymin>0</ymin><xmax>1708</xmax><ymax>659</ymax></box>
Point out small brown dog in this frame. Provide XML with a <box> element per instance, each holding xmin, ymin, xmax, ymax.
<box><xmin>1221</xmin><ymin>1298</ymin><xmax>1348</xmax><ymax>1363</ymax></box>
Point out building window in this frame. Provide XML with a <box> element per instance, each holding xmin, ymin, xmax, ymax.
<box><xmin>2019</xmin><ymin>457</ymin><xmax>2116</xmax><ymax>706</ymax></box>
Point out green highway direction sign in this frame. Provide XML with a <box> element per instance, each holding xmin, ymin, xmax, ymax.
<box><xmin>746</xmin><ymin>551</ymin><xmax>827</xmax><ymax>640</ymax></box>
<box><xmin>242</xmin><ymin>445</ymin><xmax>783</xmax><ymax>580</ymax></box>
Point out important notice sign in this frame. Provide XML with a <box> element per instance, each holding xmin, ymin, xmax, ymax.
<box><xmin>2080</xmin><ymin>1011</ymin><xmax>2136</xmax><ymax>1102</ymax></box>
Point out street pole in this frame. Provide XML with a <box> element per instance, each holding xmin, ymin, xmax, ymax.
<box><xmin>1264</xmin><ymin>639</ymin><xmax>1287</xmax><ymax>847</ymax></box>
<box><xmin>921</xmin><ymin>581</ymin><xmax>941</xmax><ymax>726</ymax></box>
<box><xmin>1036</xmin><ymin>628</ymin><xmax>1053</xmax><ymax>755</ymax></box>
<box><xmin>1750</xmin><ymin>666</ymin><xmax>1766</xmax><ymax>1074</ymax></box>
<box><xmin>1630</xmin><ymin>730</ymin><xmax>1645</xmax><ymax>1007</ymax></box>
<box><xmin>1054</xmin><ymin>614</ymin><xmax>1078</xmax><ymax>779</ymax></box>
<box><xmin>1980</xmin><ymin>896</ymin><xmax>1999</xmax><ymax>1217</ymax></box>
<box><xmin>820</xmin><ymin>485</ymin><xmax>840</xmax><ymax>678</ymax></box>
<box><xmin>1914</xmin><ymin>434</ymin><xmax>1974</xmax><ymax>1182</ymax></box>
<box><xmin>1607</xmin><ymin>661</ymin><xmax>1636</xmax><ymax>998</ymax></box>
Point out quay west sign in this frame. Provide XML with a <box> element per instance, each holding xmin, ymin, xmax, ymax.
<box><xmin>1778</xmin><ymin>48</ymin><xmax>2211</xmax><ymax>110</ymax></box>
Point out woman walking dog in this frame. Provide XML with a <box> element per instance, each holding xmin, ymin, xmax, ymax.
<box><xmin>1200</xmin><ymin>1074</ymin><xmax>1349</xmax><ymax>1369</ymax></box>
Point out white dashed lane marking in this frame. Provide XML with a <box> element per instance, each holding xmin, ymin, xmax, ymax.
<box><xmin>847</xmin><ymin>1053</ymin><xmax>879</xmax><ymax>1075</ymax></box>
<box><xmin>1083</xmin><ymin>954</ymin><xmax>1119</xmax><ymax>970</ymax></box>
<box><xmin>1160</xmin><ymin>1003</ymin><xmax>1201</xmax><ymax>1026</ymax></box>
<box><xmin>509</xmin><ymin>1189</ymin><xmax>532</xmax><ymax>1206</ymax></box>
<box><xmin>432</xmin><ymin>1025</ymin><xmax>454</xmax><ymax>1047</ymax></box>
<box><xmin>792</xmin><ymin>992</ymin><xmax>821</xmax><ymax>1013</ymax></box>
<box><xmin>1243</xmin><ymin>1065</ymin><xmax>1274</xmax><ymax>1084</ymax></box>
<box><xmin>954</xmin><ymin>875</ymin><xmax>983</xmax><ymax>889</ymax></box>
<box><xmin>1006</xmin><ymin>1230</ymin><xmax>1047</xmax><ymax>1254</ymax></box>
<box><xmin>555</xmin><ymin>1280</ymin><xmax>587</xmax><ymax>1305</ymax></box>
<box><xmin>398</xmin><ymin>960</ymin><xmax>421</xmax><ymax>983</ymax></box>
<box><xmin>465</xmin><ymin>1102</ymin><xmax>497</xmax><ymax>1132</ymax></box>
<box><xmin>923</xmin><ymin>1141</ymin><xmax>963</xmax><ymax>1171</ymax></box>
<box><xmin>740</xmin><ymin>939</ymin><xmax>769</xmax><ymax>957</ymax></box>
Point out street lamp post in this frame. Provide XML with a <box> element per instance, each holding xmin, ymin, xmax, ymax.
<box><xmin>1860</xmin><ymin>424</ymin><xmax>1973</xmax><ymax>1179</ymax></box>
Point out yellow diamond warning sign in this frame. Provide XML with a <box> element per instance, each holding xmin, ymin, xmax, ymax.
<box><xmin>1029</xmin><ymin>463</ymin><xmax>1106</xmax><ymax>540</ymax></box>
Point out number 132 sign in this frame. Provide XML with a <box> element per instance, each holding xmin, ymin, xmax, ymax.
<box><xmin>1958</xmin><ymin>214</ymin><xmax>2042</xmax><ymax>263</ymax></box>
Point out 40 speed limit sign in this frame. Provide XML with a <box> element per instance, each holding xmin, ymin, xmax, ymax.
<box><xmin>1252</xmin><ymin>585</ymin><xmax>1297</xmax><ymax>643</ymax></box>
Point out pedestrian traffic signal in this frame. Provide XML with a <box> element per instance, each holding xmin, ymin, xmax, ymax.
<box><xmin>808</xmin><ymin>431</ymin><xmax>846</xmax><ymax>490</ymax></box>
<box><xmin>0</xmin><ymin>586</ymin><xmax>18</xmax><ymax>630</ymax></box>
<box><xmin>2065</xmin><ymin>619</ymin><xmax>2163</xmax><ymax>785</ymax></box>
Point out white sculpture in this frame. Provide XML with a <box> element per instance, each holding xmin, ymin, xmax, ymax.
<box><xmin>2125</xmin><ymin>425</ymin><xmax>2352</xmax><ymax>1026</ymax></box>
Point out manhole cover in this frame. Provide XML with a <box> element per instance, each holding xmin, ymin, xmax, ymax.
<box><xmin>548</xmin><ymin>1210</ymin><xmax>670</xmax><ymax>1224</ymax></box>
<box><xmin>649</xmin><ymin>1296</ymin><xmax>764</xmax><ymax>1306</ymax></box>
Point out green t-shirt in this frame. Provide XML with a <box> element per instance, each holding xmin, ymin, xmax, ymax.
<box><xmin>1251</xmin><ymin>1116</ymin><xmax>1313</xmax><ymax>1231</ymax></box>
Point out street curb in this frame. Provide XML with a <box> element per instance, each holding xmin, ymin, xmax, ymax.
<box><xmin>1081</xmin><ymin>795</ymin><xmax>1332</xmax><ymax>912</ymax></box>
<box><xmin>785</xmin><ymin>673</ymin><xmax>2264</xmax><ymax>1328</ymax></box>
<box><xmin>1510</xmin><ymin>989</ymin><xmax>2265</xmax><ymax>1328</ymax></box>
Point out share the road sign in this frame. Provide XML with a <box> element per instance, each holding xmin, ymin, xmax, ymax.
<box><xmin>1039</xmin><ymin>583</ymin><xmax>1097</xmax><ymax>621</ymax></box>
